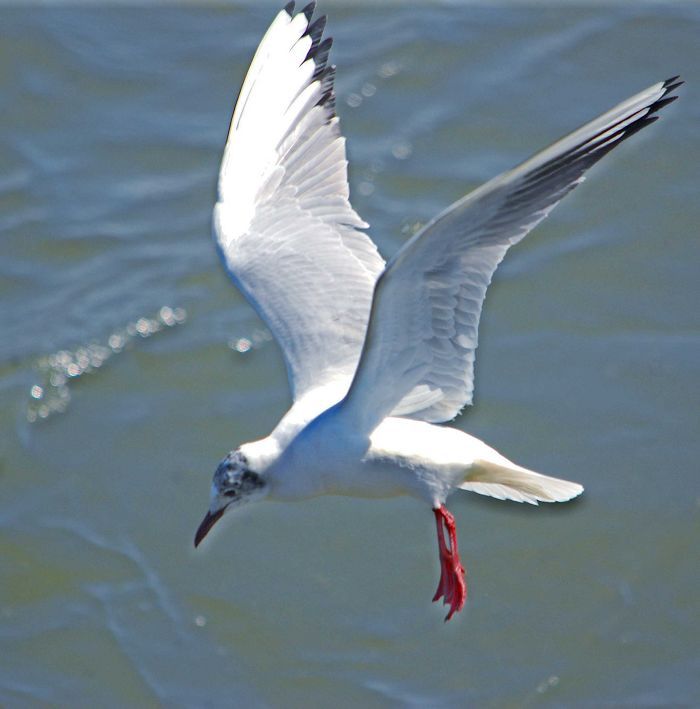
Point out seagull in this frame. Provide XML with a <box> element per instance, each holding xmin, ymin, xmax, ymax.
<box><xmin>193</xmin><ymin>1</ymin><xmax>681</xmax><ymax>621</ymax></box>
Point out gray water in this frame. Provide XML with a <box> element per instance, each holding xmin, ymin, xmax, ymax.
<box><xmin>2</xmin><ymin>3</ymin><xmax>699</xmax><ymax>707</ymax></box>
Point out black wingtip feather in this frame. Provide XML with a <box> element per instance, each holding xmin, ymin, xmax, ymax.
<box><xmin>618</xmin><ymin>114</ymin><xmax>659</xmax><ymax>142</ymax></box>
<box><xmin>525</xmin><ymin>80</ymin><xmax>681</xmax><ymax>186</ymax></box>
<box><xmin>319</xmin><ymin>92</ymin><xmax>336</xmax><ymax>116</ymax></box>
<box><xmin>286</xmin><ymin>4</ymin><xmax>337</xmax><ymax>121</ymax></box>
<box><xmin>648</xmin><ymin>95</ymin><xmax>679</xmax><ymax>115</ymax></box>
<box><xmin>307</xmin><ymin>14</ymin><xmax>326</xmax><ymax>41</ymax></box>
<box><xmin>301</xmin><ymin>1</ymin><xmax>316</xmax><ymax>21</ymax></box>
<box><xmin>311</xmin><ymin>36</ymin><xmax>333</xmax><ymax>78</ymax></box>
<box><xmin>662</xmin><ymin>75</ymin><xmax>683</xmax><ymax>94</ymax></box>
<box><xmin>317</xmin><ymin>65</ymin><xmax>335</xmax><ymax>96</ymax></box>
<box><xmin>304</xmin><ymin>15</ymin><xmax>327</xmax><ymax>61</ymax></box>
<box><xmin>317</xmin><ymin>65</ymin><xmax>337</xmax><ymax>116</ymax></box>
<box><xmin>648</xmin><ymin>76</ymin><xmax>682</xmax><ymax>116</ymax></box>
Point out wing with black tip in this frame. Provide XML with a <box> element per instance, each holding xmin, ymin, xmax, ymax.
<box><xmin>341</xmin><ymin>77</ymin><xmax>682</xmax><ymax>428</ymax></box>
<box><xmin>214</xmin><ymin>3</ymin><xmax>384</xmax><ymax>415</ymax></box>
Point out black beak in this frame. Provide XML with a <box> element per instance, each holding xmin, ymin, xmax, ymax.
<box><xmin>194</xmin><ymin>508</ymin><xmax>225</xmax><ymax>548</ymax></box>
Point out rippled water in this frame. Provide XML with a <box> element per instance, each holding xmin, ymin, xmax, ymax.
<box><xmin>2</xmin><ymin>4</ymin><xmax>699</xmax><ymax>707</ymax></box>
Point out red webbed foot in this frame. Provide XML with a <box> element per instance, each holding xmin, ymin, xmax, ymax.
<box><xmin>432</xmin><ymin>505</ymin><xmax>467</xmax><ymax>621</ymax></box>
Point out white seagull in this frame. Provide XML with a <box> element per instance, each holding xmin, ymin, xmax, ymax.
<box><xmin>194</xmin><ymin>2</ymin><xmax>680</xmax><ymax>620</ymax></box>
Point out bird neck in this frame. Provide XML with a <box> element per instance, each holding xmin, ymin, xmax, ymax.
<box><xmin>239</xmin><ymin>436</ymin><xmax>282</xmax><ymax>478</ymax></box>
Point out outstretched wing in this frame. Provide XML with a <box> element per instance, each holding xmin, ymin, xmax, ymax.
<box><xmin>341</xmin><ymin>77</ymin><xmax>681</xmax><ymax>430</ymax></box>
<box><xmin>214</xmin><ymin>3</ymin><xmax>384</xmax><ymax>411</ymax></box>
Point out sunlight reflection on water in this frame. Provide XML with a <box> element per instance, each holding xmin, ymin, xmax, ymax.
<box><xmin>26</xmin><ymin>306</ymin><xmax>187</xmax><ymax>423</ymax></box>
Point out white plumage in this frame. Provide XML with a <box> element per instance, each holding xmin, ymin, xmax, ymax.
<box><xmin>195</xmin><ymin>2</ymin><xmax>681</xmax><ymax>621</ymax></box>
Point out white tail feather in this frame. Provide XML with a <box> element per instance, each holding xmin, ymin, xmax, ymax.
<box><xmin>459</xmin><ymin>458</ymin><xmax>583</xmax><ymax>505</ymax></box>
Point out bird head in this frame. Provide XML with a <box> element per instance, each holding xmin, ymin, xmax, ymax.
<box><xmin>193</xmin><ymin>448</ymin><xmax>268</xmax><ymax>547</ymax></box>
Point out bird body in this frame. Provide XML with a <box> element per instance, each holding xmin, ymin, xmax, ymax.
<box><xmin>193</xmin><ymin>1</ymin><xmax>681</xmax><ymax>621</ymax></box>
<box><xmin>256</xmin><ymin>413</ymin><xmax>476</xmax><ymax>504</ymax></box>
<box><xmin>251</xmin><ymin>410</ymin><xmax>580</xmax><ymax>507</ymax></box>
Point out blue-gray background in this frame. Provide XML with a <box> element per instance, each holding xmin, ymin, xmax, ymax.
<box><xmin>2</xmin><ymin>3</ymin><xmax>699</xmax><ymax>707</ymax></box>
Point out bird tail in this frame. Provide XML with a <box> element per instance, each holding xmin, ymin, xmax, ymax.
<box><xmin>458</xmin><ymin>457</ymin><xmax>583</xmax><ymax>505</ymax></box>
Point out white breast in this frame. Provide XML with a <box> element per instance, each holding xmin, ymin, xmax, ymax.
<box><xmin>267</xmin><ymin>414</ymin><xmax>494</xmax><ymax>505</ymax></box>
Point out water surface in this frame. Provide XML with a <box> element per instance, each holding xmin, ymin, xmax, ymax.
<box><xmin>2</xmin><ymin>3</ymin><xmax>699</xmax><ymax>707</ymax></box>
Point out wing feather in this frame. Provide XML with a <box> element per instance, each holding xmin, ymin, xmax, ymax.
<box><xmin>341</xmin><ymin>77</ymin><xmax>681</xmax><ymax>430</ymax></box>
<box><xmin>214</xmin><ymin>5</ymin><xmax>384</xmax><ymax>416</ymax></box>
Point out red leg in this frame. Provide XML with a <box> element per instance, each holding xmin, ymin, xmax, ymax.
<box><xmin>432</xmin><ymin>505</ymin><xmax>467</xmax><ymax>621</ymax></box>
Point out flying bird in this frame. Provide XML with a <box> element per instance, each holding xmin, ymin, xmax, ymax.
<box><xmin>194</xmin><ymin>2</ymin><xmax>681</xmax><ymax>620</ymax></box>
